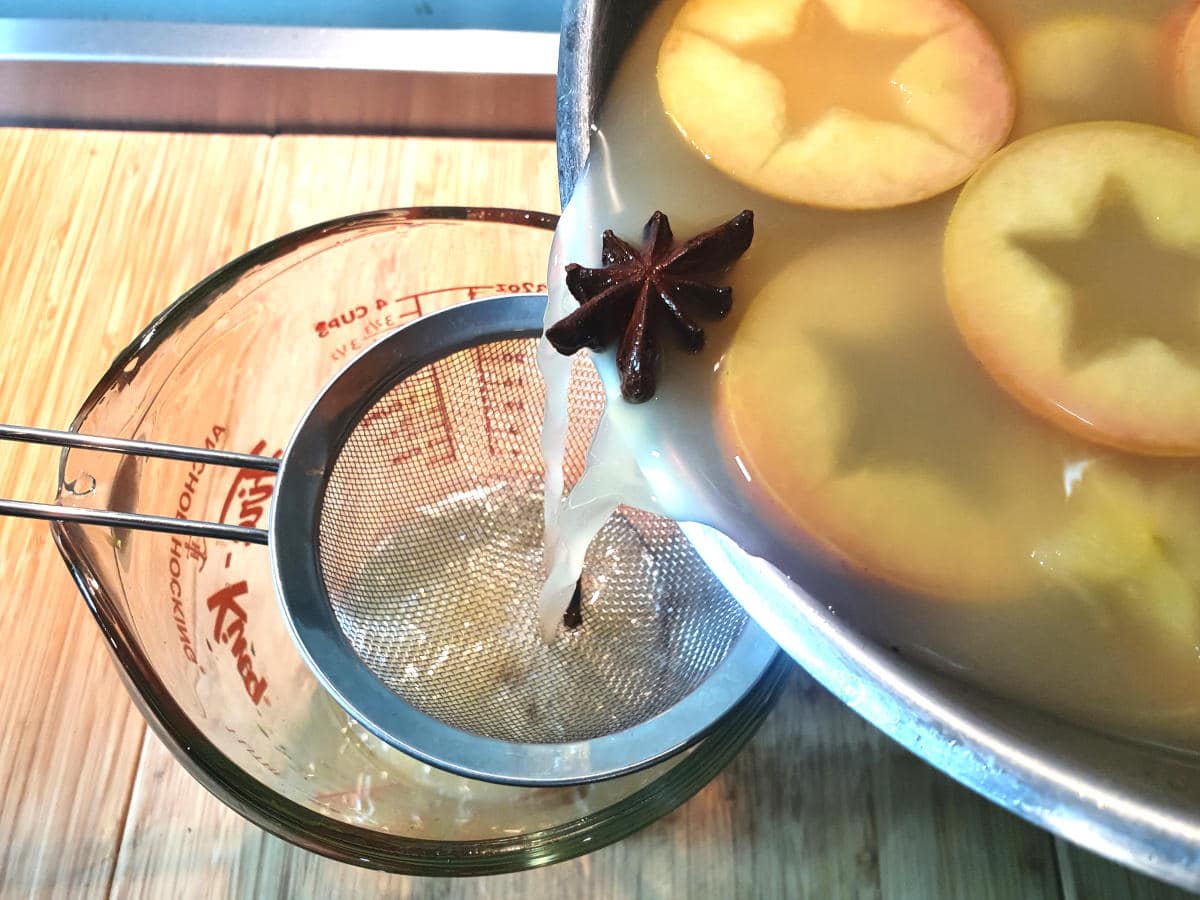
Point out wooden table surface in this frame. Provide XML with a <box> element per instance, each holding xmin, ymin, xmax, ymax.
<box><xmin>0</xmin><ymin>127</ymin><xmax>1194</xmax><ymax>899</ymax></box>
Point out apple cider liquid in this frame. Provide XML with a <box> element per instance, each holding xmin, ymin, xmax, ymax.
<box><xmin>539</xmin><ymin>0</ymin><xmax>1200</xmax><ymax>749</ymax></box>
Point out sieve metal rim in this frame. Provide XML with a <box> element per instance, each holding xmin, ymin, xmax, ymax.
<box><xmin>269</xmin><ymin>292</ymin><xmax>780</xmax><ymax>786</ymax></box>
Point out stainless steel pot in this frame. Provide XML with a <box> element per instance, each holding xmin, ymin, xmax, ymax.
<box><xmin>555</xmin><ymin>1</ymin><xmax>1200</xmax><ymax>889</ymax></box>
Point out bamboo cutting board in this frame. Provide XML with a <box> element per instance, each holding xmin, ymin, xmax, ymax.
<box><xmin>0</xmin><ymin>127</ymin><xmax>1193</xmax><ymax>899</ymax></box>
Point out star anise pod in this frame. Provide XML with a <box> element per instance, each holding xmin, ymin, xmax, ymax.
<box><xmin>545</xmin><ymin>209</ymin><xmax>754</xmax><ymax>402</ymax></box>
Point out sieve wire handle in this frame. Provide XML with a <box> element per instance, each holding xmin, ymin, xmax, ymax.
<box><xmin>0</xmin><ymin>424</ymin><xmax>275</xmax><ymax>545</ymax></box>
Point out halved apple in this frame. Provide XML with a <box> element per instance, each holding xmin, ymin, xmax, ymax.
<box><xmin>716</xmin><ymin>224</ymin><xmax>1061</xmax><ymax>601</ymax></box>
<box><xmin>656</xmin><ymin>0</ymin><xmax>1016</xmax><ymax>210</ymax></box>
<box><xmin>944</xmin><ymin>121</ymin><xmax>1200</xmax><ymax>456</ymax></box>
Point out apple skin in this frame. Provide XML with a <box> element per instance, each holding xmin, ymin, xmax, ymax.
<box><xmin>657</xmin><ymin>0</ymin><xmax>1016</xmax><ymax>210</ymax></box>
<box><xmin>945</xmin><ymin>121</ymin><xmax>1200</xmax><ymax>457</ymax></box>
<box><xmin>715</xmin><ymin>226</ymin><xmax>1056</xmax><ymax>602</ymax></box>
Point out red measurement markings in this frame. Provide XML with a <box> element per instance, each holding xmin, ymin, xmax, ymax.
<box><xmin>474</xmin><ymin>345</ymin><xmax>531</xmax><ymax>458</ymax></box>
<box><xmin>358</xmin><ymin>295</ymin><xmax>421</xmax><ymax>342</ymax></box>
<box><xmin>493</xmin><ymin>280</ymin><xmax>548</xmax><ymax>295</ymax></box>
<box><xmin>360</xmin><ymin>364</ymin><xmax>456</xmax><ymax>467</ymax></box>
<box><xmin>314</xmin><ymin>282</ymin><xmax>511</xmax><ymax>340</ymax></box>
<box><xmin>316</xmin><ymin>293</ymin><xmax>421</xmax><ymax>339</ymax></box>
<box><xmin>315</xmin><ymin>281</ymin><xmax>549</xmax><ymax>341</ymax></box>
<box><xmin>326</xmin><ymin>295</ymin><xmax>425</xmax><ymax>363</ymax></box>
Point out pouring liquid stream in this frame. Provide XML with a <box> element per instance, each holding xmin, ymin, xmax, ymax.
<box><xmin>535</xmin><ymin>147</ymin><xmax>761</xmax><ymax>642</ymax></box>
<box><xmin>536</xmin><ymin>189</ymin><xmax>667</xmax><ymax>642</ymax></box>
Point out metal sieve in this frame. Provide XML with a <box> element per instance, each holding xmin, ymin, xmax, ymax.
<box><xmin>0</xmin><ymin>293</ymin><xmax>779</xmax><ymax>786</ymax></box>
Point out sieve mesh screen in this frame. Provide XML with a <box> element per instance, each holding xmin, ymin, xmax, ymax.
<box><xmin>316</xmin><ymin>338</ymin><xmax>747</xmax><ymax>744</ymax></box>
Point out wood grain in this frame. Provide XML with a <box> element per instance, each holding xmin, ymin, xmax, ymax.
<box><xmin>0</xmin><ymin>127</ymin><xmax>1194</xmax><ymax>900</ymax></box>
<box><xmin>0</xmin><ymin>130</ymin><xmax>269</xmax><ymax>897</ymax></box>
